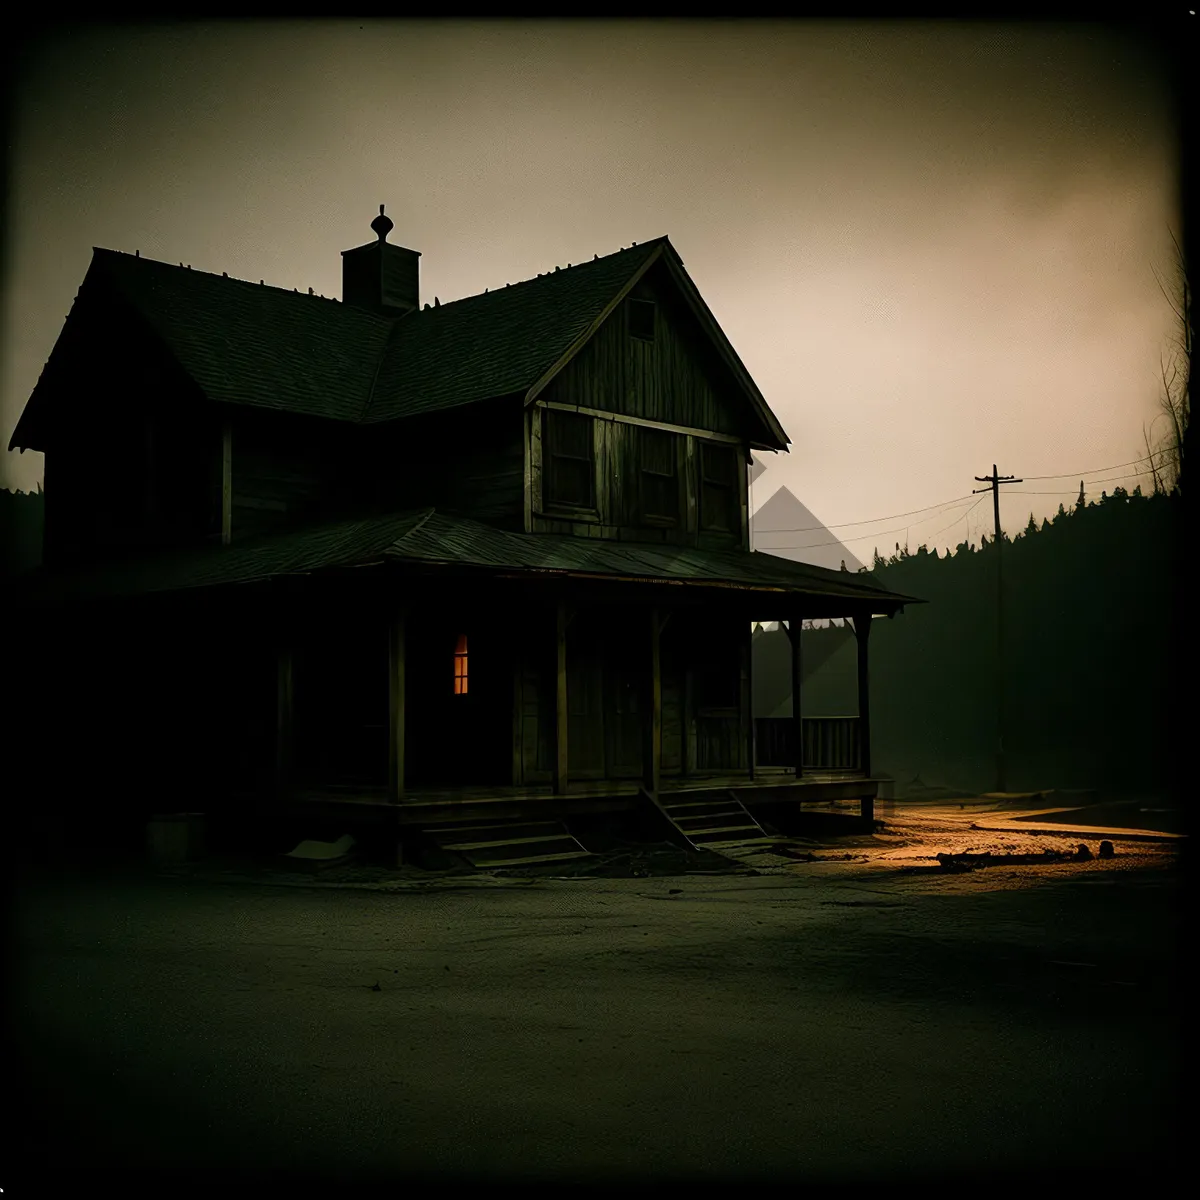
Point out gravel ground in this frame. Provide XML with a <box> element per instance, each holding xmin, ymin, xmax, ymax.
<box><xmin>8</xmin><ymin>802</ymin><xmax>1185</xmax><ymax>1187</ymax></box>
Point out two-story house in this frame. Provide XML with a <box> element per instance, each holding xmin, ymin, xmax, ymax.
<box><xmin>8</xmin><ymin>207</ymin><xmax>920</xmax><ymax>865</ymax></box>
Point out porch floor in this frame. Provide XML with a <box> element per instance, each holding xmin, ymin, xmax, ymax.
<box><xmin>274</xmin><ymin>768</ymin><xmax>878</xmax><ymax>827</ymax></box>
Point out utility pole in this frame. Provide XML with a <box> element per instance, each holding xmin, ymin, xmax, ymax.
<box><xmin>973</xmin><ymin>464</ymin><xmax>1023</xmax><ymax>793</ymax></box>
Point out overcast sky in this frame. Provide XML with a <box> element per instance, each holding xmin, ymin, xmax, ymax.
<box><xmin>1</xmin><ymin>20</ymin><xmax>1182</xmax><ymax>559</ymax></box>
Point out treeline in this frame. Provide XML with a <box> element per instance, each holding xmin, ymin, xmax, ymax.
<box><xmin>0</xmin><ymin>486</ymin><xmax>43</xmax><ymax>578</ymax></box>
<box><xmin>794</xmin><ymin>485</ymin><xmax>1183</xmax><ymax>795</ymax></box>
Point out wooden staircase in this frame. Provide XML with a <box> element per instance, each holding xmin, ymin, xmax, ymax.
<box><xmin>421</xmin><ymin>818</ymin><xmax>593</xmax><ymax>870</ymax></box>
<box><xmin>645</xmin><ymin>789</ymin><xmax>777</xmax><ymax>852</ymax></box>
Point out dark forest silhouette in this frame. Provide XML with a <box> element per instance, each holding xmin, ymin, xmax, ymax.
<box><xmin>758</xmin><ymin>484</ymin><xmax>1181</xmax><ymax>798</ymax></box>
<box><xmin>0</xmin><ymin>485</ymin><xmax>43</xmax><ymax>578</ymax></box>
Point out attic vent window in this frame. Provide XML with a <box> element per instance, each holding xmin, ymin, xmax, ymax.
<box><xmin>628</xmin><ymin>298</ymin><xmax>656</xmax><ymax>342</ymax></box>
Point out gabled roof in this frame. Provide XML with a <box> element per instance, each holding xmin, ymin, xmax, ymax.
<box><xmin>368</xmin><ymin>240</ymin><xmax>666</xmax><ymax>423</ymax></box>
<box><xmin>11</xmin><ymin>236</ymin><xmax>789</xmax><ymax>451</ymax></box>
<box><xmin>9</xmin><ymin>509</ymin><xmax>922</xmax><ymax>615</ymax></box>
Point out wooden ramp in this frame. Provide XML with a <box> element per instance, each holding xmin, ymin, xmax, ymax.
<box><xmin>648</xmin><ymin>789</ymin><xmax>777</xmax><ymax>852</ymax></box>
<box><xmin>421</xmin><ymin>818</ymin><xmax>593</xmax><ymax>869</ymax></box>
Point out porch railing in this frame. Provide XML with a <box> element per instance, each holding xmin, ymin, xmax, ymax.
<box><xmin>754</xmin><ymin>716</ymin><xmax>862</xmax><ymax>771</ymax></box>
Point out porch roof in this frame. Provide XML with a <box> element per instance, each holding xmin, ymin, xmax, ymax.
<box><xmin>10</xmin><ymin>508</ymin><xmax>923</xmax><ymax>614</ymax></box>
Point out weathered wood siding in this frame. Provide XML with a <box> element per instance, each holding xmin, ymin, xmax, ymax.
<box><xmin>515</xmin><ymin>607</ymin><xmax>732</xmax><ymax>786</ymax></box>
<box><xmin>228</xmin><ymin>396</ymin><xmax>527</xmax><ymax>539</ymax></box>
<box><xmin>545</xmin><ymin>264</ymin><xmax>746</xmax><ymax>434</ymax></box>
<box><xmin>363</xmin><ymin>397</ymin><xmax>526</xmax><ymax>530</ymax></box>
<box><xmin>229</xmin><ymin>409</ymin><xmax>350</xmax><ymax>539</ymax></box>
<box><xmin>529</xmin><ymin>260</ymin><xmax>755</xmax><ymax>551</ymax></box>
<box><xmin>41</xmin><ymin>289</ymin><xmax>220</xmax><ymax>565</ymax></box>
<box><xmin>529</xmin><ymin>408</ymin><xmax>749</xmax><ymax>550</ymax></box>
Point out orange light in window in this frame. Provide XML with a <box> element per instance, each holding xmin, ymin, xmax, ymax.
<box><xmin>453</xmin><ymin>634</ymin><xmax>468</xmax><ymax>695</ymax></box>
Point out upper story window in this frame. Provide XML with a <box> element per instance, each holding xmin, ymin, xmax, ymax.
<box><xmin>699</xmin><ymin>442</ymin><xmax>739</xmax><ymax>533</ymax></box>
<box><xmin>544</xmin><ymin>409</ymin><xmax>596</xmax><ymax>510</ymax></box>
<box><xmin>638</xmin><ymin>426</ymin><xmax>679</xmax><ymax>524</ymax></box>
<box><xmin>627</xmin><ymin>298</ymin><xmax>656</xmax><ymax>343</ymax></box>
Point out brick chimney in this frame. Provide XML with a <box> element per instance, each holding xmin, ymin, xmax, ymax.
<box><xmin>341</xmin><ymin>205</ymin><xmax>420</xmax><ymax>317</ymax></box>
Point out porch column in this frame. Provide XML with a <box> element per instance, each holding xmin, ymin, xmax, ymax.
<box><xmin>742</xmin><ymin>619</ymin><xmax>755</xmax><ymax>779</ymax></box>
<box><xmin>682</xmin><ymin>666</ymin><xmax>695</xmax><ymax>779</ymax></box>
<box><xmin>854</xmin><ymin>612</ymin><xmax>874</xmax><ymax>826</ymax></box>
<box><xmin>554</xmin><ymin>602</ymin><xmax>569</xmax><ymax>796</ymax></box>
<box><xmin>275</xmin><ymin>642</ymin><xmax>294</xmax><ymax>793</ymax></box>
<box><xmin>643</xmin><ymin>608</ymin><xmax>663</xmax><ymax>795</ymax></box>
<box><xmin>388</xmin><ymin>612</ymin><xmax>406</xmax><ymax>803</ymax></box>
<box><xmin>854</xmin><ymin>612</ymin><xmax>872</xmax><ymax>778</ymax></box>
<box><xmin>786</xmin><ymin>612</ymin><xmax>804</xmax><ymax>777</ymax></box>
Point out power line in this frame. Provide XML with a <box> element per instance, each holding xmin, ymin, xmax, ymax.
<box><xmin>758</xmin><ymin>496</ymin><xmax>989</xmax><ymax>555</ymax></box>
<box><xmin>1008</xmin><ymin>469</ymin><xmax>1160</xmax><ymax>496</ymax></box>
<box><xmin>752</xmin><ymin>492</ymin><xmax>978</xmax><ymax>537</ymax></box>
<box><xmin>755</xmin><ymin>495</ymin><xmax>981</xmax><ymax>550</ymax></box>
<box><xmin>752</xmin><ymin>452</ymin><xmax>1169</xmax><ymax>545</ymax></box>
<box><xmin>1019</xmin><ymin>452</ymin><xmax>1161</xmax><ymax>482</ymax></box>
<box><xmin>925</xmin><ymin>494</ymin><xmax>989</xmax><ymax>545</ymax></box>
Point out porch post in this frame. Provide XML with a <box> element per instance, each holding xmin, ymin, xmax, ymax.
<box><xmin>388</xmin><ymin>612</ymin><xmax>406</xmax><ymax>803</ymax></box>
<box><xmin>643</xmin><ymin>608</ymin><xmax>662</xmax><ymax>795</ymax></box>
<box><xmin>742</xmin><ymin>618</ymin><xmax>755</xmax><ymax>779</ymax></box>
<box><xmin>682</xmin><ymin>667</ymin><xmax>695</xmax><ymax>779</ymax></box>
<box><xmin>786</xmin><ymin>611</ymin><xmax>804</xmax><ymax>777</ymax></box>
<box><xmin>275</xmin><ymin>642</ymin><xmax>294</xmax><ymax>793</ymax></box>
<box><xmin>554</xmin><ymin>602</ymin><xmax>569</xmax><ymax>796</ymax></box>
<box><xmin>854</xmin><ymin>612</ymin><xmax>872</xmax><ymax>777</ymax></box>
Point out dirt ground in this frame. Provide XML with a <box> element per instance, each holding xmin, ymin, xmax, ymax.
<box><xmin>8</xmin><ymin>801</ymin><xmax>1186</xmax><ymax>1186</ymax></box>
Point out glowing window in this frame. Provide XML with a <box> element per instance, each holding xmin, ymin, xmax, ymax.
<box><xmin>453</xmin><ymin>634</ymin><xmax>469</xmax><ymax>695</ymax></box>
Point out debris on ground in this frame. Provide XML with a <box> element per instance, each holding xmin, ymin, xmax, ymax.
<box><xmin>1099</xmin><ymin>840</ymin><xmax>1115</xmax><ymax>859</ymax></box>
<box><xmin>923</xmin><ymin>845</ymin><xmax>1099</xmax><ymax>873</ymax></box>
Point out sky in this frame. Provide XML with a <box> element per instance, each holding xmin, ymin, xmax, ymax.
<box><xmin>1</xmin><ymin>19</ymin><xmax>1184</xmax><ymax>561</ymax></box>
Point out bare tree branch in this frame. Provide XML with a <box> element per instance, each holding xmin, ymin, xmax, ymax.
<box><xmin>1145</xmin><ymin>232</ymin><xmax>1190</xmax><ymax>495</ymax></box>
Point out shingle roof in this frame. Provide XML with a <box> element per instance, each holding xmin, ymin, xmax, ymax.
<box><xmin>365</xmin><ymin>241</ymin><xmax>667</xmax><ymax>423</ymax></box>
<box><xmin>92</xmin><ymin>251</ymin><xmax>392</xmax><ymax>422</ymax></box>
<box><xmin>11</xmin><ymin>239</ymin><xmax>675</xmax><ymax>445</ymax></box>
<box><xmin>10</xmin><ymin>509</ymin><xmax>922</xmax><ymax>613</ymax></box>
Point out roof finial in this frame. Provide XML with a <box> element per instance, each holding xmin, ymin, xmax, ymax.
<box><xmin>371</xmin><ymin>203</ymin><xmax>394</xmax><ymax>242</ymax></box>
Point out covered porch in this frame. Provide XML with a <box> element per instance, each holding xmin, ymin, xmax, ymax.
<box><xmin>267</xmin><ymin>565</ymin><xmax>907</xmax><ymax>842</ymax></box>
<box><xmin>11</xmin><ymin>507</ymin><xmax>919</xmax><ymax>861</ymax></box>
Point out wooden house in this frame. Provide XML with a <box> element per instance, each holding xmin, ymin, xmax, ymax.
<box><xmin>7</xmin><ymin>208</ymin><xmax>921</xmax><ymax>864</ymax></box>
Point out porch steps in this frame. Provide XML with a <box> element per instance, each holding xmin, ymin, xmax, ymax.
<box><xmin>648</xmin><ymin>790</ymin><xmax>774</xmax><ymax>851</ymax></box>
<box><xmin>421</xmin><ymin>819</ymin><xmax>593</xmax><ymax>870</ymax></box>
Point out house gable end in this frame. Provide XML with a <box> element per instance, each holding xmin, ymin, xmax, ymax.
<box><xmin>528</xmin><ymin>246</ymin><xmax>787</xmax><ymax>452</ymax></box>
